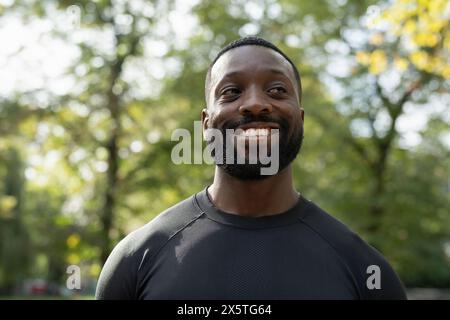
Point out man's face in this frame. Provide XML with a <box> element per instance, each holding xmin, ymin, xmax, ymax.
<box><xmin>203</xmin><ymin>45</ymin><xmax>304</xmax><ymax>180</ymax></box>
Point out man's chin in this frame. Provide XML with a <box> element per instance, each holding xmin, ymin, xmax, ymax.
<box><xmin>218</xmin><ymin>163</ymin><xmax>277</xmax><ymax>180</ymax></box>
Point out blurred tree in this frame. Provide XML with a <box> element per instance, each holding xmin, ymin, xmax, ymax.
<box><xmin>367</xmin><ymin>0</ymin><xmax>449</xmax><ymax>78</ymax></box>
<box><xmin>40</xmin><ymin>0</ymin><xmax>176</xmax><ymax>263</ymax></box>
<box><xmin>0</xmin><ymin>0</ymin><xmax>448</xmax><ymax>293</ymax></box>
<box><xmin>0</xmin><ymin>147</ymin><xmax>30</xmax><ymax>294</ymax></box>
<box><xmin>328</xmin><ymin>0</ymin><xmax>449</xmax><ymax>234</ymax></box>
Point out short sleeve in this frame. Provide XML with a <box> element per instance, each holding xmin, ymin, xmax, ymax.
<box><xmin>95</xmin><ymin>236</ymin><xmax>138</xmax><ymax>300</ymax></box>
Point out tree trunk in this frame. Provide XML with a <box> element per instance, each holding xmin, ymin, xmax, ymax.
<box><xmin>98</xmin><ymin>28</ymin><xmax>141</xmax><ymax>264</ymax></box>
<box><xmin>367</xmin><ymin>147</ymin><xmax>388</xmax><ymax>233</ymax></box>
<box><xmin>100</xmin><ymin>59</ymin><xmax>123</xmax><ymax>264</ymax></box>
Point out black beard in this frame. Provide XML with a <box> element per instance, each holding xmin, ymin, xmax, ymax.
<box><xmin>208</xmin><ymin>114</ymin><xmax>304</xmax><ymax>180</ymax></box>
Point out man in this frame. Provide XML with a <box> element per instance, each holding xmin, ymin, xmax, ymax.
<box><xmin>96</xmin><ymin>37</ymin><xmax>407</xmax><ymax>300</ymax></box>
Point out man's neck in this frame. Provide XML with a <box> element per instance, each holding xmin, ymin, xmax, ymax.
<box><xmin>208</xmin><ymin>165</ymin><xmax>299</xmax><ymax>217</ymax></box>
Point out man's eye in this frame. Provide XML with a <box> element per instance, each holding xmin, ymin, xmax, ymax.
<box><xmin>268</xmin><ymin>87</ymin><xmax>287</xmax><ymax>94</ymax></box>
<box><xmin>221</xmin><ymin>87</ymin><xmax>240</xmax><ymax>96</ymax></box>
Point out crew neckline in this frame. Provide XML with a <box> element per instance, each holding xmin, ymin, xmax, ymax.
<box><xmin>194</xmin><ymin>186</ymin><xmax>310</xmax><ymax>229</ymax></box>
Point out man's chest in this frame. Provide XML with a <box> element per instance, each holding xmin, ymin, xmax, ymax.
<box><xmin>137</xmin><ymin>230</ymin><xmax>359</xmax><ymax>299</ymax></box>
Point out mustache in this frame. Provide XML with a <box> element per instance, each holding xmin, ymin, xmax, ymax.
<box><xmin>220</xmin><ymin>114</ymin><xmax>289</xmax><ymax>132</ymax></box>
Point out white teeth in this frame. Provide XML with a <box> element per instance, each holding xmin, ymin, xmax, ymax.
<box><xmin>258</xmin><ymin>128</ymin><xmax>269</xmax><ymax>136</ymax></box>
<box><xmin>246</xmin><ymin>128</ymin><xmax>257</xmax><ymax>136</ymax></box>
<box><xmin>237</xmin><ymin>128</ymin><xmax>270</xmax><ymax>136</ymax></box>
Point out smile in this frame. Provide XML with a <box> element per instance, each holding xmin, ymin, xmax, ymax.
<box><xmin>233</xmin><ymin>122</ymin><xmax>280</xmax><ymax>137</ymax></box>
<box><xmin>235</xmin><ymin>128</ymin><xmax>271</xmax><ymax>137</ymax></box>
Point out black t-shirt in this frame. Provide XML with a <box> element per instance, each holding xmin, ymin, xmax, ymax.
<box><xmin>96</xmin><ymin>188</ymin><xmax>407</xmax><ymax>300</ymax></box>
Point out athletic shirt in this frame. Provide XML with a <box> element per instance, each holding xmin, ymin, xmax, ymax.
<box><xmin>96</xmin><ymin>187</ymin><xmax>407</xmax><ymax>300</ymax></box>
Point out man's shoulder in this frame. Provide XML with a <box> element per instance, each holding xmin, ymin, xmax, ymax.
<box><xmin>96</xmin><ymin>192</ymin><xmax>204</xmax><ymax>299</ymax></box>
<box><xmin>300</xmin><ymin>198</ymin><xmax>406</xmax><ymax>299</ymax></box>
<box><xmin>117</xmin><ymin>192</ymin><xmax>204</xmax><ymax>258</ymax></box>
<box><xmin>300</xmin><ymin>198</ymin><xmax>377</xmax><ymax>257</ymax></box>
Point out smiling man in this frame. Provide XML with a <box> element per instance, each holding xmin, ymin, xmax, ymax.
<box><xmin>96</xmin><ymin>37</ymin><xmax>407</xmax><ymax>300</ymax></box>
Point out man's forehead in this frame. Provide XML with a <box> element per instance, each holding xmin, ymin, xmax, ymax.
<box><xmin>210</xmin><ymin>45</ymin><xmax>295</xmax><ymax>85</ymax></box>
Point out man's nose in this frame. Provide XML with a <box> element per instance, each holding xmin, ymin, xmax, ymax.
<box><xmin>238</xmin><ymin>87</ymin><xmax>272</xmax><ymax>116</ymax></box>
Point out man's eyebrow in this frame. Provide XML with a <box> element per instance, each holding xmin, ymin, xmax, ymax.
<box><xmin>267</xmin><ymin>68</ymin><xmax>290</xmax><ymax>77</ymax></box>
<box><xmin>219</xmin><ymin>70</ymin><xmax>244</xmax><ymax>80</ymax></box>
<box><xmin>220</xmin><ymin>68</ymin><xmax>289</xmax><ymax>80</ymax></box>
<box><xmin>215</xmin><ymin>68</ymin><xmax>291</xmax><ymax>90</ymax></box>
<box><xmin>212</xmin><ymin>71</ymin><xmax>242</xmax><ymax>95</ymax></box>
<box><xmin>211</xmin><ymin>67</ymin><xmax>296</xmax><ymax>99</ymax></box>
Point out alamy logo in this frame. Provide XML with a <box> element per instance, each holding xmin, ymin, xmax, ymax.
<box><xmin>366</xmin><ymin>265</ymin><xmax>381</xmax><ymax>290</ymax></box>
<box><xmin>65</xmin><ymin>5</ymin><xmax>81</xmax><ymax>30</ymax></box>
<box><xmin>170</xmin><ymin>121</ymin><xmax>280</xmax><ymax>175</ymax></box>
<box><xmin>66</xmin><ymin>265</ymin><xmax>81</xmax><ymax>290</ymax></box>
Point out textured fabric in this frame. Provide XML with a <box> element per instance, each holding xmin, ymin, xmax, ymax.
<box><xmin>96</xmin><ymin>187</ymin><xmax>406</xmax><ymax>300</ymax></box>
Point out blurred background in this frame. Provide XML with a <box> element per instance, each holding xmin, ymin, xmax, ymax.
<box><xmin>0</xmin><ymin>0</ymin><xmax>449</xmax><ymax>299</ymax></box>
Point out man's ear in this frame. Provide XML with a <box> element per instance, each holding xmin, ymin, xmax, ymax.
<box><xmin>201</xmin><ymin>108</ymin><xmax>209</xmax><ymax>140</ymax></box>
<box><xmin>300</xmin><ymin>107</ymin><xmax>305</xmax><ymax>122</ymax></box>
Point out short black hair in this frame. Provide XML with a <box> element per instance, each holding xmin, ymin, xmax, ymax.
<box><xmin>205</xmin><ymin>36</ymin><xmax>302</xmax><ymax>104</ymax></box>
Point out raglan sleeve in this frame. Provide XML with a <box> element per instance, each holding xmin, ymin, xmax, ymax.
<box><xmin>352</xmin><ymin>236</ymin><xmax>407</xmax><ymax>300</ymax></box>
<box><xmin>366</xmin><ymin>251</ymin><xmax>407</xmax><ymax>300</ymax></box>
<box><xmin>95</xmin><ymin>235</ymin><xmax>139</xmax><ymax>300</ymax></box>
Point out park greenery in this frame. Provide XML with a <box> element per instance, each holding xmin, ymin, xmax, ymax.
<box><xmin>0</xmin><ymin>0</ymin><xmax>449</xmax><ymax>296</ymax></box>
